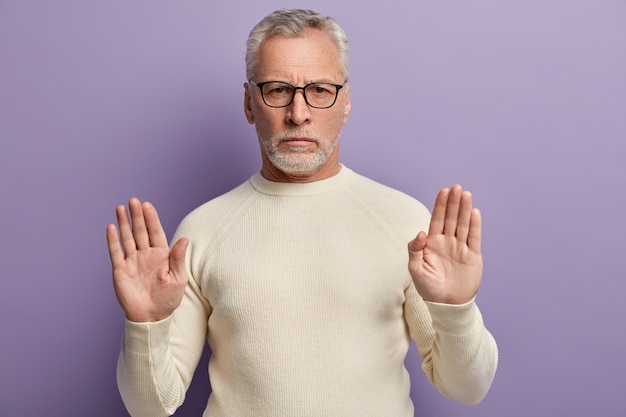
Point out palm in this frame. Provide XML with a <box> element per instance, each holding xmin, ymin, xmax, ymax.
<box><xmin>107</xmin><ymin>198</ymin><xmax>189</xmax><ymax>322</ymax></box>
<box><xmin>408</xmin><ymin>185</ymin><xmax>483</xmax><ymax>305</ymax></box>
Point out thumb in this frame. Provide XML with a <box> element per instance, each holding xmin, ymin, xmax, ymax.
<box><xmin>408</xmin><ymin>231</ymin><xmax>427</xmax><ymax>254</ymax></box>
<box><xmin>169</xmin><ymin>237</ymin><xmax>189</xmax><ymax>276</ymax></box>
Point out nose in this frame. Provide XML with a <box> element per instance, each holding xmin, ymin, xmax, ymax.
<box><xmin>286</xmin><ymin>89</ymin><xmax>311</xmax><ymax>126</ymax></box>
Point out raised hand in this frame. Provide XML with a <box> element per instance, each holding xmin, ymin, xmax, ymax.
<box><xmin>106</xmin><ymin>198</ymin><xmax>189</xmax><ymax>322</ymax></box>
<box><xmin>408</xmin><ymin>185</ymin><xmax>483</xmax><ymax>305</ymax></box>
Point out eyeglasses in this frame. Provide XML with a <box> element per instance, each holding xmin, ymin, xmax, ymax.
<box><xmin>249</xmin><ymin>80</ymin><xmax>344</xmax><ymax>109</ymax></box>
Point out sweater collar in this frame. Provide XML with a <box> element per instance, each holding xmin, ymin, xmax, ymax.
<box><xmin>249</xmin><ymin>165</ymin><xmax>352</xmax><ymax>197</ymax></box>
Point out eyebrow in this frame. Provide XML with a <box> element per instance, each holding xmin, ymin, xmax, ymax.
<box><xmin>265</xmin><ymin>79</ymin><xmax>340</xmax><ymax>85</ymax></box>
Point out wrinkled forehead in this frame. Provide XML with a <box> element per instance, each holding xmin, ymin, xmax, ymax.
<box><xmin>254</xmin><ymin>29</ymin><xmax>343</xmax><ymax>82</ymax></box>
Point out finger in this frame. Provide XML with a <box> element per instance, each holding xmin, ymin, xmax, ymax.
<box><xmin>106</xmin><ymin>224</ymin><xmax>125</xmax><ymax>267</ymax></box>
<box><xmin>428</xmin><ymin>187</ymin><xmax>449</xmax><ymax>235</ymax></box>
<box><xmin>455</xmin><ymin>190</ymin><xmax>473</xmax><ymax>243</ymax></box>
<box><xmin>116</xmin><ymin>204</ymin><xmax>136</xmax><ymax>256</ymax></box>
<box><xmin>128</xmin><ymin>198</ymin><xmax>150</xmax><ymax>250</ymax></box>
<box><xmin>142</xmin><ymin>201</ymin><xmax>169</xmax><ymax>248</ymax></box>
<box><xmin>407</xmin><ymin>232</ymin><xmax>426</xmax><ymax>272</ymax></box>
<box><xmin>468</xmin><ymin>208</ymin><xmax>482</xmax><ymax>253</ymax></box>
<box><xmin>443</xmin><ymin>184</ymin><xmax>463</xmax><ymax>236</ymax></box>
<box><xmin>170</xmin><ymin>238</ymin><xmax>189</xmax><ymax>276</ymax></box>
<box><xmin>408</xmin><ymin>231</ymin><xmax>428</xmax><ymax>253</ymax></box>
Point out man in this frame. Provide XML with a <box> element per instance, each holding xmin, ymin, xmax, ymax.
<box><xmin>106</xmin><ymin>9</ymin><xmax>498</xmax><ymax>417</ymax></box>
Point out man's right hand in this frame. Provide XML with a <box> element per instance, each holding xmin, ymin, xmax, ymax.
<box><xmin>106</xmin><ymin>198</ymin><xmax>189</xmax><ymax>323</ymax></box>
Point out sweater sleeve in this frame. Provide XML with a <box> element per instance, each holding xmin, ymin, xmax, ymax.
<box><xmin>116</xmin><ymin>242</ymin><xmax>211</xmax><ymax>417</ymax></box>
<box><xmin>404</xmin><ymin>283</ymin><xmax>498</xmax><ymax>405</ymax></box>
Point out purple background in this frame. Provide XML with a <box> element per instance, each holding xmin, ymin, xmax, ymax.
<box><xmin>1</xmin><ymin>1</ymin><xmax>624</xmax><ymax>416</ymax></box>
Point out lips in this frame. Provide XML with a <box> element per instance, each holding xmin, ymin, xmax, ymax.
<box><xmin>282</xmin><ymin>137</ymin><xmax>316</xmax><ymax>147</ymax></box>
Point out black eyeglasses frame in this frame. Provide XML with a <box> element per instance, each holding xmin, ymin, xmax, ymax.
<box><xmin>248</xmin><ymin>80</ymin><xmax>345</xmax><ymax>109</ymax></box>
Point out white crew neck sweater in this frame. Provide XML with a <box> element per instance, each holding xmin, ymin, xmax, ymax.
<box><xmin>118</xmin><ymin>166</ymin><xmax>497</xmax><ymax>417</ymax></box>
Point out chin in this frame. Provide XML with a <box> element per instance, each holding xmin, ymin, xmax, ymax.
<box><xmin>274</xmin><ymin>161</ymin><xmax>322</xmax><ymax>176</ymax></box>
<box><xmin>269</xmin><ymin>154</ymin><xmax>326</xmax><ymax>176</ymax></box>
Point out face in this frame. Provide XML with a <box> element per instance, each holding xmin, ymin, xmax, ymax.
<box><xmin>244</xmin><ymin>28</ymin><xmax>351</xmax><ymax>182</ymax></box>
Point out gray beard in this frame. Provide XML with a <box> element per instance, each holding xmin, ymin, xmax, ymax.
<box><xmin>260</xmin><ymin>130</ymin><xmax>339</xmax><ymax>175</ymax></box>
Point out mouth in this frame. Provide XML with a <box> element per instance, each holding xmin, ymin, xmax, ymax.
<box><xmin>281</xmin><ymin>137</ymin><xmax>317</xmax><ymax>147</ymax></box>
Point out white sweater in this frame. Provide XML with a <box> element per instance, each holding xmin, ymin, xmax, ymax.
<box><xmin>117</xmin><ymin>166</ymin><xmax>498</xmax><ymax>417</ymax></box>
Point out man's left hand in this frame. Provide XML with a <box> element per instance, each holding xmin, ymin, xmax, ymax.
<box><xmin>408</xmin><ymin>184</ymin><xmax>483</xmax><ymax>304</ymax></box>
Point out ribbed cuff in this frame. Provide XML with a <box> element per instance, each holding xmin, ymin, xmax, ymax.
<box><xmin>424</xmin><ymin>297</ymin><xmax>483</xmax><ymax>336</ymax></box>
<box><xmin>123</xmin><ymin>315</ymin><xmax>173</xmax><ymax>354</ymax></box>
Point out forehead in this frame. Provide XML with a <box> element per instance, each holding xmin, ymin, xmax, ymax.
<box><xmin>254</xmin><ymin>29</ymin><xmax>343</xmax><ymax>82</ymax></box>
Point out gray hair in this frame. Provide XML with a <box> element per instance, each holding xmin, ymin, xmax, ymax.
<box><xmin>245</xmin><ymin>9</ymin><xmax>350</xmax><ymax>81</ymax></box>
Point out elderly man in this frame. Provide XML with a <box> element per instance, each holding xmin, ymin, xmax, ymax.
<box><xmin>107</xmin><ymin>9</ymin><xmax>497</xmax><ymax>417</ymax></box>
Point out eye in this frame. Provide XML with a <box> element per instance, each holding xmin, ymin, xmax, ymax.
<box><xmin>308</xmin><ymin>84</ymin><xmax>334</xmax><ymax>96</ymax></box>
<box><xmin>264</xmin><ymin>83</ymin><xmax>293</xmax><ymax>96</ymax></box>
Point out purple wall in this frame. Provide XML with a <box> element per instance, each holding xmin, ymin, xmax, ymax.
<box><xmin>1</xmin><ymin>1</ymin><xmax>624</xmax><ymax>416</ymax></box>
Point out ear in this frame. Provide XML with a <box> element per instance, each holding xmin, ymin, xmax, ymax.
<box><xmin>243</xmin><ymin>82</ymin><xmax>255</xmax><ymax>124</ymax></box>
<box><xmin>341</xmin><ymin>84</ymin><xmax>351</xmax><ymax>125</ymax></box>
